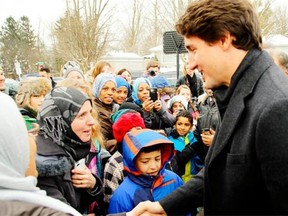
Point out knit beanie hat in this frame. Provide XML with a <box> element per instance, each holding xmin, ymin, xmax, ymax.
<box><xmin>92</xmin><ymin>72</ymin><xmax>116</xmax><ymax>98</ymax></box>
<box><xmin>167</xmin><ymin>95</ymin><xmax>188</xmax><ymax>110</ymax></box>
<box><xmin>111</xmin><ymin>108</ymin><xmax>137</xmax><ymax>123</ymax></box>
<box><xmin>112</xmin><ymin>112</ymin><xmax>145</xmax><ymax>143</ymax></box>
<box><xmin>150</xmin><ymin>75</ymin><xmax>171</xmax><ymax>88</ymax></box>
<box><xmin>63</xmin><ymin>67</ymin><xmax>85</xmax><ymax>80</ymax></box>
<box><xmin>119</xmin><ymin>102</ymin><xmax>144</xmax><ymax>117</ymax></box>
<box><xmin>115</xmin><ymin>76</ymin><xmax>131</xmax><ymax>97</ymax></box>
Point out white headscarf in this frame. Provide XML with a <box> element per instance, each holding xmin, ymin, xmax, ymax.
<box><xmin>0</xmin><ymin>92</ymin><xmax>39</xmax><ymax>191</ymax></box>
<box><xmin>0</xmin><ymin>92</ymin><xmax>82</xmax><ymax>215</ymax></box>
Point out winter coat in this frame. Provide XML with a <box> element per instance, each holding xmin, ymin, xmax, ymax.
<box><xmin>159</xmin><ymin>49</ymin><xmax>288</xmax><ymax>215</ymax></box>
<box><xmin>108</xmin><ymin>129</ymin><xmax>183</xmax><ymax>213</ymax></box>
<box><xmin>176</xmin><ymin>72</ymin><xmax>204</xmax><ymax>98</ymax></box>
<box><xmin>93</xmin><ymin>98</ymin><xmax>119</xmax><ymax>153</ymax></box>
<box><xmin>36</xmin><ymin>135</ymin><xmax>103</xmax><ymax>214</ymax></box>
<box><xmin>168</xmin><ymin>130</ymin><xmax>204</xmax><ymax>182</ymax></box>
<box><xmin>126</xmin><ymin>97</ymin><xmax>175</xmax><ymax>130</ymax></box>
<box><xmin>197</xmin><ymin>95</ymin><xmax>219</xmax><ymax>132</ymax></box>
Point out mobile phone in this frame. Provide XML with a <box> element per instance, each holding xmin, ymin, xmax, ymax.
<box><xmin>201</xmin><ymin>128</ymin><xmax>210</xmax><ymax>135</ymax></box>
<box><xmin>74</xmin><ymin>158</ymin><xmax>86</xmax><ymax>170</ymax></box>
<box><xmin>150</xmin><ymin>88</ymin><xmax>158</xmax><ymax>102</ymax></box>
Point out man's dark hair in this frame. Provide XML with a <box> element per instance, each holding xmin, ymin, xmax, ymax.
<box><xmin>176</xmin><ymin>0</ymin><xmax>262</xmax><ymax>51</ymax></box>
<box><xmin>40</xmin><ymin>67</ymin><xmax>51</xmax><ymax>73</ymax></box>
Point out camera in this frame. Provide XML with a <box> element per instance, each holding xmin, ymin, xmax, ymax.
<box><xmin>149</xmin><ymin>88</ymin><xmax>158</xmax><ymax>101</ymax></box>
<box><xmin>148</xmin><ymin>70</ymin><xmax>156</xmax><ymax>76</ymax></box>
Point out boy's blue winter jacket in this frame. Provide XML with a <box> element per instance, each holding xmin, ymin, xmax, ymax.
<box><xmin>108</xmin><ymin>129</ymin><xmax>183</xmax><ymax>213</ymax></box>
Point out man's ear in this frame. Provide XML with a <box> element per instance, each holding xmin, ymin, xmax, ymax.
<box><xmin>220</xmin><ymin>32</ymin><xmax>235</xmax><ymax>51</ymax></box>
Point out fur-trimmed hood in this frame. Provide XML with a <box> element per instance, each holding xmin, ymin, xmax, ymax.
<box><xmin>36</xmin><ymin>155</ymin><xmax>72</xmax><ymax>177</ymax></box>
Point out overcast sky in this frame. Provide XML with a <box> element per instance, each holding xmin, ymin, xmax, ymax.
<box><xmin>0</xmin><ymin>0</ymin><xmax>66</xmax><ymax>26</ymax></box>
<box><xmin>1</xmin><ymin>0</ymin><xmax>287</xmax><ymax>27</ymax></box>
<box><xmin>0</xmin><ymin>0</ymin><xmax>66</xmax><ymax>38</ymax></box>
<box><xmin>0</xmin><ymin>0</ymin><xmax>287</xmax><ymax>39</ymax></box>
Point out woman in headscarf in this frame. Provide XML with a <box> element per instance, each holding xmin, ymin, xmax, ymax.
<box><xmin>0</xmin><ymin>92</ymin><xmax>81</xmax><ymax>216</ymax></box>
<box><xmin>128</xmin><ymin>77</ymin><xmax>175</xmax><ymax>131</ymax></box>
<box><xmin>113</xmin><ymin>76</ymin><xmax>131</xmax><ymax>105</ymax></box>
<box><xmin>36</xmin><ymin>87</ymin><xmax>103</xmax><ymax>214</ymax></box>
<box><xmin>92</xmin><ymin>73</ymin><xmax>119</xmax><ymax>154</ymax></box>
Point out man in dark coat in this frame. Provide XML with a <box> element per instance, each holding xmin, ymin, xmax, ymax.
<box><xmin>128</xmin><ymin>0</ymin><xmax>288</xmax><ymax>215</ymax></box>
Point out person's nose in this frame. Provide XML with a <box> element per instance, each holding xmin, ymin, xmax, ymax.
<box><xmin>87</xmin><ymin>113</ymin><xmax>95</xmax><ymax>125</ymax></box>
<box><xmin>39</xmin><ymin>95</ymin><xmax>45</xmax><ymax>103</ymax></box>
<box><xmin>188</xmin><ymin>55</ymin><xmax>198</xmax><ymax>70</ymax></box>
<box><xmin>107</xmin><ymin>88</ymin><xmax>115</xmax><ymax>95</ymax></box>
<box><xmin>150</xmin><ymin>161</ymin><xmax>158</xmax><ymax>170</ymax></box>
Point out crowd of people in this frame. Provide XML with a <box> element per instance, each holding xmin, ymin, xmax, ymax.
<box><xmin>1</xmin><ymin>0</ymin><xmax>288</xmax><ymax>215</ymax></box>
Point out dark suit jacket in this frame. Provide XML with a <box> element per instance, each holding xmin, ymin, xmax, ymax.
<box><xmin>160</xmin><ymin>49</ymin><xmax>288</xmax><ymax>215</ymax></box>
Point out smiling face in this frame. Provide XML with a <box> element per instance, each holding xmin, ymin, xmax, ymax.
<box><xmin>185</xmin><ymin>35</ymin><xmax>228</xmax><ymax>90</ymax></box>
<box><xmin>135</xmin><ymin>149</ymin><xmax>161</xmax><ymax>176</ymax></box>
<box><xmin>175</xmin><ymin>116</ymin><xmax>192</xmax><ymax>136</ymax></box>
<box><xmin>137</xmin><ymin>82</ymin><xmax>150</xmax><ymax>103</ymax></box>
<box><xmin>71</xmin><ymin>101</ymin><xmax>95</xmax><ymax>142</ymax></box>
<box><xmin>113</xmin><ymin>86</ymin><xmax>128</xmax><ymax>105</ymax></box>
<box><xmin>99</xmin><ymin>81</ymin><xmax>116</xmax><ymax>104</ymax></box>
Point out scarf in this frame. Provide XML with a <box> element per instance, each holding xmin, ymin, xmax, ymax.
<box><xmin>132</xmin><ymin>77</ymin><xmax>152</xmax><ymax>105</ymax></box>
<box><xmin>214</xmin><ymin>48</ymin><xmax>261</xmax><ymax>119</ymax></box>
<box><xmin>37</xmin><ymin>87</ymin><xmax>91</xmax><ymax>161</ymax></box>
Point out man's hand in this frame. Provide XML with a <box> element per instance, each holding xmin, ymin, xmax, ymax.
<box><xmin>127</xmin><ymin>201</ymin><xmax>167</xmax><ymax>216</ymax></box>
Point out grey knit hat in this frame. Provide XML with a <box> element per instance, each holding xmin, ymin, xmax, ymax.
<box><xmin>63</xmin><ymin>67</ymin><xmax>85</xmax><ymax>80</ymax></box>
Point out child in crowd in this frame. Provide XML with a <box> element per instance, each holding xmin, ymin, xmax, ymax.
<box><xmin>176</xmin><ymin>84</ymin><xmax>199</xmax><ymax>126</ymax></box>
<box><xmin>128</xmin><ymin>77</ymin><xmax>174</xmax><ymax>130</ymax></box>
<box><xmin>16</xmin><ymin>77</ymin><xmax>51</xmax><ymax>131</ymax></box>
<box><xmin>113</xmin><ymin>76</ymin><xmax>131</xmax><ymax>105</ymax></box>
<box><xmin>167</xmin><ymin>95</ymin><xmax>188</xmax><ymax>117</ymax></box>
<box><xmin>92</xmin><ymin>72</ymin><xmax>119</xmax><ymax>153</ymax></box>
<box><xmin>167</xmin><ymin>110</ymin><xmax>204</xmax><ymax>183</ymax></box>
<box><xmin>150</xmin><ymin>74</ymin><xmax>175</xmax><ymax>108</ymax></box>
<box><xmin>103</xmin><ymin>112</ymin><xmax>145</xmax><ymax>205</ymax></box>
<box><xmin>108</xmin><ymin>129</ymin><xmax>183</xmax><ymax>214</ymax></box>
<box><xmin>117</xmin><ymin>68</ymin><xmax>132</xmax><ymax>86</ymax></box>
